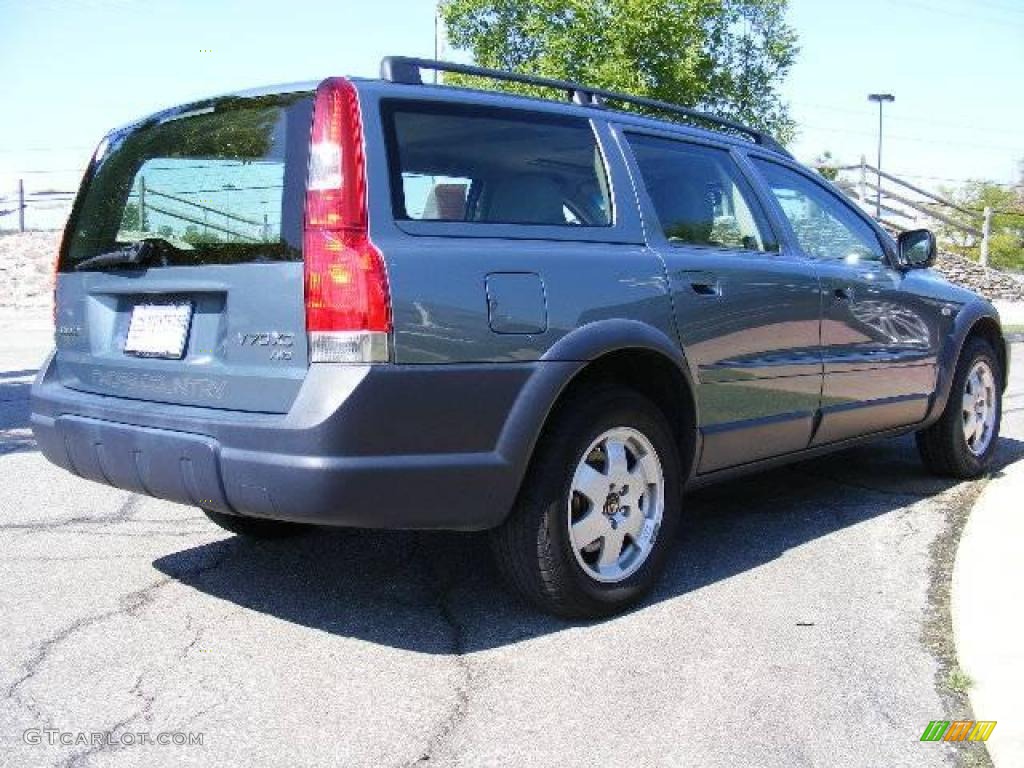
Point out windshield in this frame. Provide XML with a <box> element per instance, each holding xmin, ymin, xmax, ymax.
<box><xmin>60</xmin><ymin>91</ymin><xmax>314</xmax><ymax>271</ymax></box>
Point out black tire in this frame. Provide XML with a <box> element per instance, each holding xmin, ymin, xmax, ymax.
<box><xmin>202</xmin><ymin>509</ymin><xmax>308</xmax><ymax>539</ymax></box>
<box><xmin>916</xmin><ymin>336</ymin><xmax>1002</xmax><ymax>478</ymax></box>
<box><xmin>490</xmin><ymin>386</ymin><xmax>684</xmax><ymax>619</ymax></box>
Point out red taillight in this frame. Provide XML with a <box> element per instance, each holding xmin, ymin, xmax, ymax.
<box><xmin>304</xmin><ymin>228</ymin><xmax>390</xmax><ymax>332</ymax></box>
<box><xmin>304</xmin><ymin>77</ymin><xmax>390</xmax><ymax>355</ymax></box>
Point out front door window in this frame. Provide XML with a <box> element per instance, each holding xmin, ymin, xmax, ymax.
<box><xmin>751</xmin><ymin>159</ymin><xmax>885</xmax><ymax>264</ymax></box>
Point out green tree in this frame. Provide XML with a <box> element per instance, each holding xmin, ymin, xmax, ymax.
<box><xmin>937</xmin><ymin>180</ymin><xmax>1024</xmax><ymax>270</ymax></box>
<box><xmin>813</xmin><ymin>150</ymin><xmax>838</xmax><ymax>181</ymax></box>
<box><xmin>182</xmin><ymin>224</ymin><xmax>222</xmax><ymax>246</ymax></box>
<box><xmin>120</xmin><ymin>201</ymin><xmax>141</xmax><ymax>231</ymax></box>
<box><xmin>440</xmin><ymin>0</ymin><xmax>798</xmax><ymax>143</ymax></box>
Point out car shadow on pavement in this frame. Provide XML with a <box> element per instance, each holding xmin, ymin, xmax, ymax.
<box><xmin>153</xmin><ymin>433</ymin><xmax>1024</xmax><ymax>654</ymax></box>
<box><xmin>0</xmin><ymin>368</ymin><xmax>38</xmax><ymax>456</ymax></box>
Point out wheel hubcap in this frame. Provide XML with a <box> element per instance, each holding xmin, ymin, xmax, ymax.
<box><xmin>962</xmin><ymin>360</ymin><xmax>996</xmax><ymax>457</ymax></box>
<box><xmin>567</xmin><ymin>427</ymin><xmax>665</xmax><ymax>583</ymax></box>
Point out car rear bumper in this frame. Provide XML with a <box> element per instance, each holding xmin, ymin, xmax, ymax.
<box><xmin>30</xmin><ymin>354</ymin><xmax>579</xmax><ymax>530</ymax></box>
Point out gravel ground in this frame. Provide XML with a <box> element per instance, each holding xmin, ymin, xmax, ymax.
<box><xmin>1</xmin><ymin>310</ymin><xmax>1020</xmax><ymax>768</ymax></box>
<box><xmin>0</xmin><ymin>232</ymin><xmax>57</xmax><ymax>313</ymax></box>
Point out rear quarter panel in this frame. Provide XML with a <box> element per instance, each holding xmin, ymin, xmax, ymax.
<box><xmin>358</xmin><ymin>83</ymin><xmax>677</xmax><ymax>364</ymax></box>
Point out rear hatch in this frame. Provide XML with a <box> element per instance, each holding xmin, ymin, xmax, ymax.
<box><xmin>55</xmin><ymin>88</ymin><xmax>315</xmax><ymax>413</ymax></box>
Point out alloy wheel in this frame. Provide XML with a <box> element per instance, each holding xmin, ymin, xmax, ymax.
<box><xmin>567</xmin><ymin>427</ymin><xmax>665</xmax><ymax>583</ymax></box>
<box><xmin>962</xmin><ymin>360</ymin><xmax>996</xmax><ymax>457</ymax></box>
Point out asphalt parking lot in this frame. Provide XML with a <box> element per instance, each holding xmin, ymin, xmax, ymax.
<box><xmin>2</xmin><ymin>311</ymin><xmax>1021</xmax><ymax>768</ymax></box>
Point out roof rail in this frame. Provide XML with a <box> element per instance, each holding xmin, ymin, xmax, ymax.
<box><xmin>379</xmin><ymin>55</ymin><xmax>791</xmax><ymax>157</ymax></box>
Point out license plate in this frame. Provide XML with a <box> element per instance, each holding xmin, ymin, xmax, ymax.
<box><xmin>124</xmin><ymin>302</ymin><xmax>193</xmax><ymax>359</ymax></box>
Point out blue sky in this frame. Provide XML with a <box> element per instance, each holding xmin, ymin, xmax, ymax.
<box><xmin>781</xmin><ymin>0</ymin><xmax>1023</xmax><ymax>189</ymax></box>
<box><xmin>1</xmin><ymin>0</ymin><xmax>1021</xmax><ymax>228</ymax></box>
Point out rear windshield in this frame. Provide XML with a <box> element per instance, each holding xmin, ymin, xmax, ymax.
<box><xmin>60</xmin><ymin>92</ymin><xmax>314</xmax><ymax>271</ymax></box>
<box><xmin>383</xmin><ymin>101</ymin><xmax>612</xmax><ymax>227</ymax></box>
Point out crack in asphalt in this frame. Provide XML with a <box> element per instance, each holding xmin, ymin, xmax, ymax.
<box><xmin>893</xmin><ymin>508</ymin><xmax>925</xmax><ymax>543</ymax></box>
<box><xmin>45</xmin><ymin>529</ymin><xmax>213</xmax><ymax>538</ymax></box>
<box><xmin>1</xmin><ymin>494</ymin><xmax>142</xmax><ymax>534</ymax></box>
<box><xmin>3</xmin><ymin>577</ymin><xmax>172</xmax><ymax>724</ymax></box>
<box><xmin>407</xmin><ymin>551</ymin><xmax>473</xmax><ymax>768</ymax></box>
<box><xmin>178</xmin><ymin>614</ymin><xmax>203</xmax><ymax>662</ymax></box>
<box><xmin>58</xmin><ymin>708</ymin><xmax>142</xmax><ymax>768</ymax></box>
<box><xmin>3</xmin><ymin>538</ymin><xmax>243</xmax><ymax>732</ymax></box>
<box><xmin>62</xmin><ymin>673</ymin><xmax>159</xmax><ymax>768</ymax></box>
<box><xmin>180</xmin><ymin>696</ymin><xmax>226</xmax><ymax>728</ymax></box>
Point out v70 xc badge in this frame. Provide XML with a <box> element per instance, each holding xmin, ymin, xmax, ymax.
<box><xmin>237</xmin><ymin>332</ymin><xmax>295</xmax><ymax>360</ymax></box>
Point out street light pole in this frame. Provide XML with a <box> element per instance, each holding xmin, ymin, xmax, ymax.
<box><xmin>433</xmin><ymin>5</ymin><xmax>439</xmax><ymax>82</ymax></box>
<box><xmin>867</xmin><ymin>93</ymin><xmax>894</xmax><ymax>220</ymax></box>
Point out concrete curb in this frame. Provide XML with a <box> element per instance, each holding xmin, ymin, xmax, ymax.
<box><xmin>993</xmin><ymin>300</ymin><xmax>1024</xmax><ymax>328</ymax></box>
<box><xmin>952</xmin><ymin>459</ymin><xmax>1024</xmax><ymax>766</ymax></box>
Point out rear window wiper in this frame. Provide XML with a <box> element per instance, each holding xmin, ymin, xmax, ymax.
<box><xmin>74</xmin><ymin>238</ymin><xmax>179</xmax><ymax>271</ymax></box>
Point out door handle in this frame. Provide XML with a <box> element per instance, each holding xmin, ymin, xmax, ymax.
<box><xmin>690</xmin><ymin>281</ymin><xmax>720</xmax><ymax>297</ymax></box>
<box><xmin>673</xmin><ymin>270</ymin><xmax>721</xmax><ymax>297</ymax></box>
<box><xmin>832</xmin><ymin>287</ymin><xmax>854</xmax><ymax>302</ymax></box>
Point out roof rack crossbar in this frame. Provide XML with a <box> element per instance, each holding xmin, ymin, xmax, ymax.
<box><xmin>380</xmin><ymin>55</ymin><xmax>790</xmax><ymax>156</ymax></box>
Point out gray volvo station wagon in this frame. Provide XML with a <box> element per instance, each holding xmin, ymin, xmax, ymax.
<box><xmin>31</xmin><ymin>57</ymin><xmax>1008</xmax><ymax>617</ymax></box>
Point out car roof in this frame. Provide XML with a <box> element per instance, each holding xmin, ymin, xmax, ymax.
<box><xmin>114</xmin><ymin>73</ymin><xmax>787</xmax><ymax>161</ymax></box>
<box><xmin>356</xmin><ymin>77</ymin><xmax>780</xmax><ymax>158</ymax></box>
<box><xmin>373</xmin><ymin>56</ymin><xmax>791</xmax><ymax>157</ymax></box>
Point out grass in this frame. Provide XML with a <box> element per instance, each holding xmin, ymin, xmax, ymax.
<box><xmin>922</xmin><ymin>478</ymin><xmax>995</xmax><ymax>768</ymax></box>
<box><xmin>946</xmin><ymin>666</ymin><xmax>974</xmax><ymax>694</ymax></box>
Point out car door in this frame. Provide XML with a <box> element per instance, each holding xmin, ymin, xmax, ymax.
<box><xmin>748</xmin><ymin>156</ymin><xmax>942</xmax><ymax>445</ymax></box>
<box><xmin>619</xmin><ymin>129</ymin><xmax>823</xmax><ymax>473</ymax></box>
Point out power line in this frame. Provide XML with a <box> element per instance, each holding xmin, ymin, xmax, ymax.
<box><xmin>800</xmin><ymin>123</ymin><xmax>1022</xmax><ymax>153</ymax></box>
<box><xmin>924</xmin><ymin>0</ymin><xmax>1024</xmax><ymax>17</ymax></box>
<box><xmin>791</xmin><ymin>100</ymin><xmax>1022</xmax><ymax>139</ymax></box>
<box><xmin>5</xmin><ymin>169</ymin><xmax>86</xmax><ymax>175</ymax></box>
<box><xmin>805</xmin><ymin>160</ymin><xmax>1021</xmax><ymax>188</ymax></box>
<box><xmin>973</xmin><ymin>0</ymin><xmax>1024</xmax><ymax>15</ymax></box>
<box><xmin>142</xmin><ymin>161</ymin><xmax>280</xmax><ymax>170</ymax></box>
<box><xmin>0</xmin><ymin>146</ymin><xmax>91</xmax><ymax>154</ymax></box>
<box><xmin>888</xmin><ymin>172</ymin><xmax>1022</xmax><ymax>187</ymax></box>
<box><xmin>886</xmin><ymin>0</ymin><xmax>1024</xmax><ymax>26</ymax></box>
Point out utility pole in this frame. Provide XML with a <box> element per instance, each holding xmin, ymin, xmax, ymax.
<box><xmin>139</xmin><ymin>176</ymin><xmax>146</xmax><ymax>232</ymax></box>
<box><xmin>980</xmin><ymin>206</ymin><xmax>992</xmax><ymax>267</ymax></box>
<box><xmin>433</xmin><ymin>4</ymin><xmax>440</xmax><ymax>82</ymax></box>
<box><xmin>18</xmin><ymin>178</ymin><xmax>25</xmax><ymax>232</ymax></box>
<box><xmin>858</xmin><ymin>155</ymin><xmax>867</xmax><ymax>207</ymax></box>
<box><xmin>867</xmin><ymin>93</ymin><xmax>894</xmax><ymax>220</ymax></box>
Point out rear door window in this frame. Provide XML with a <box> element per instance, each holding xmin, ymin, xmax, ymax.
<box><xmin>626</xmin><ymin>133</ymin><xmax>775</xmax><ymax>252</ymax></box>
<box><xmin>61</xmin><ymin>92</ymin><xmax>313</xmax><ymax>271</ymax></box>
<box><xmin>384</xmin><ymin>102</ymin><xmax>612</xmax><ymax>227</ymax></box>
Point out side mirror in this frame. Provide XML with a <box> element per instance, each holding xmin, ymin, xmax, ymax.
<box><xmin>897</xmin><ymin>229</ymin><xmax>937</xmax><ymax>269</ymax></box>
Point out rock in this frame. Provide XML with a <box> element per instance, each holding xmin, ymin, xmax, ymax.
<box><xmin>934</xmin><ymin>252</ymin><xmax>1024</xmax><ymax>302</ymax></box>
<box><xmin>0</xmin><ymin>230</ymin><xmax>60</xmax><ymax>309</ymax></box>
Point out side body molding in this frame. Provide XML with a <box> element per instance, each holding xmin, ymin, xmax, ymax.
<box><xmin>542</xmin><ymin>318</ymin><xmax>694</xmax><ymax>377</ymax></box>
